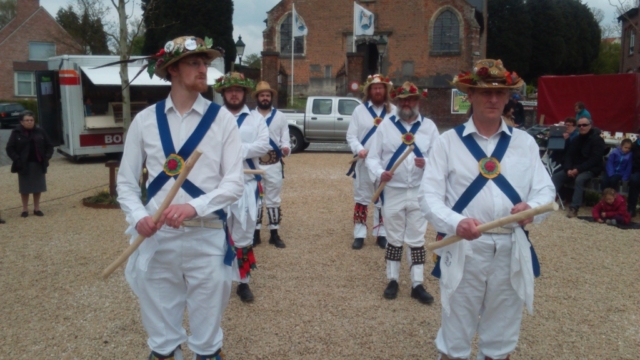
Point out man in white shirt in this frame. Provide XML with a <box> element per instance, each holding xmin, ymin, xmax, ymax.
<box><xmin>420</xmin><ymin>59</ymin><xmax>555</xmax><ymax>360</ymax></box>
<box><xmin>214</xmin><ymin>73</ymin><xmax>271</xmax><ymax>303</ymax></box>
<box><xmin>346</xmin><ymin>74</ymin><xmax>395</xmax><ymax>250</ymax></box>
<box><xmin>366</xmin><ymin>82</ymin><xmax>438</xmax><ymax>305</ymax></box>
<box><xmin>251</xmin><ymin>81</ymin><xmax>290</xmax><ymax>248</ymax></box>
<box><xmin>117</xmin><ymin>36</ymin><xmax>244</xmax><ymax>360</ymax></box>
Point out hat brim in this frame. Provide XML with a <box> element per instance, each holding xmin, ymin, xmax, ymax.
<box><xmin>394</xmin><ymin>93</ymin><xmax>422</xmax><ymax>99</ymax></box>
<box><xmin>215</xmin><ymin>83</ymin><xmax>254</xmax><ymax>94</ymax></box>
<box><xmin>452</xmin><ymin>78</ymin><xmax>524</xmax><ymax>94</ymax></box>
<box><xmin>254</xmin><ymin>88</ymin><xmax>278</xmax><ymax>98</ymax></box>
<box><xmin>154</xmin><ymin>49</ymin><xmax>223</xmax><ymax>80</ymax></box>
<box><xmin>362</xmin><ymin>81</ymin><xmax>392</xmax><ymax>95</ymax></box>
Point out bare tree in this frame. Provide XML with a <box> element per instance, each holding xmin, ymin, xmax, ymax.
<box><xmin>609</xmin><ymin>0</ymin><xmax>638</xmax><ymax>31</ymax></box>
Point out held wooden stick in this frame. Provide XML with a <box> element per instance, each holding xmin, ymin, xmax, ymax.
<box><xmin>348</xmin><ymin>156</ymin><xmax>359</xmax><ymax>165</ymax></box>
<box><xmin>371</xmin><ymin>145</ymin><xmax>415</xmax><ymax>203</ymax></box>
<box><xmin>426</xmin><ymin>202</ymin><xmax>559</xmax><ymax>252</ymax></box>
<box><xmin>101</xmin><ymin>149</ymin><xmax>204</xmax><ymax>279</ymax></box>
<box><xmin>244</xmin><ymin>169</ymin><xmax>265</xmax><ymax>175</ymax></box>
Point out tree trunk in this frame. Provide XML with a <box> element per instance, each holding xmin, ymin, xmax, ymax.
<box><xmin>117</xmin><ymin>0</ymin><xmax>132</xmax><ymax>136</ymax></box>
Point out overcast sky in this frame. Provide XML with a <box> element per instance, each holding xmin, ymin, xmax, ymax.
<box><xmin>42</xmin><ymin>0</ymin><xmax>624</xmax><ymax>58</ymax></box>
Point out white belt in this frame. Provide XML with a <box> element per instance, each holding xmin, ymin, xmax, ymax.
<box><xmin>483</xmin><ymin>227</ymin><xmax>515</xmax><ymax>235</ymax></box>
<box><xmin>182</xmin><ymin>219</ymin><xmax>224</xmax><ymax>229</ymax></box>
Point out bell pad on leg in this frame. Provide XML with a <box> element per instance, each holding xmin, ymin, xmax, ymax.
<box><xmin>354</xmin><ymin>203</ymin><xmax>368</xmax><ymax>224</ymax></box>
<box><xmin>410</xmin><ymin>246</ymin><xmax>426</xmax><ymax>265</ymax></box>
<box><xmin>267</xmin><ymin>206</ymin><xmax>282</xmax><ymax>226</ymax></box>
<box><xmin>385</xmin><ymin>243</ymin><xmax>403</xmax><ymax>261</ymax></box>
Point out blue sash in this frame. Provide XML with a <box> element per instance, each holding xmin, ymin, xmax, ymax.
<box><xmin>431</xmin><ymin>124</ymin><xmax>540</xmax><ymax>278</ymax></box>
<box><xmin>145</xmin><ymin>100</ymin><xmax>235</xmax><ymax>266</ymax></box>
<box><xmin>237</xmin><ymin>113</ymin><xmax>262</xmax><ymax>201</ymax></box>
<box><xmin>379</xmin><ymin>116</ymin><xmax>424</xmax><ymax>205</ymax></box>
<box><xmin>265</xmin><ymin>109</ymin><xmax>284</xmax><ymax>160</ymax></box>
<box><xmin>346</xmin><ymin>103</ymin><xmax>387</xmax><ymax>178</ymax></box>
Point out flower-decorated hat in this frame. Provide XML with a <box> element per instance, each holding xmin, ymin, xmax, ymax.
<box><xmin>214</xmin><ymin>72</ymin><xmax>256</xmax><ymax>93</ymax></box>
<box><xmin>91</xmin><ymin>35</ymin><xmax>224</xmax><ymax>85</ymax></box>
<box><xmin>451</xmin><ymin>59</ymin><xmax>523</xmax><ymax>94</ymax></box>
<box><xmin>391</xmin><ymin>81</ymin><xmax>428</xmax><ymax>99</ymax></box>
<box><xmin>253</xmin><ymin>81</ymin><xmax>277</xmax><ymax>98</ymax></box>
<box><xmin>362</xmin><ymin>74</ymin><xmax>393</xmax><ymax>94</ymax></box>
<box><xmin>151</xmin><ymin>36</ymin><xmax>223</xmax><ymax>80</ymax></box>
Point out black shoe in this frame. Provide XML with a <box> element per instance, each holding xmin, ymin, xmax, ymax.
<box><xmin>21</xmin><ymin>211</ymin><xmax>28</xmax><ymax>218</ymax></box>
<box><xmin>0</xmin><ymin>219</ymin><xmax>5</xmax><ymax>224</ymax></box>
<box><xmin>376</xmin><ymin>236</ymin><xmax>387</xmax><ymax>249</ymax></box>
<box><xmin>236</xmin><ymin>283</ymin><xmax>254</xmax><ymax>303</ymax></box>
<box><xmin>253</xmin><ymin>229</ymin><xmax>261</xmax><ymax>246</ymax></box>
<box><xmin>269</xmin><ymin>230</ymin><xmax>286</xmax><ymax>248</ymax></box>
<box><xmin>411</xmin><ymin>284</ymin><xmax>435</xmax><ymax>304</ymax></box>
<box><xmin>34</xmin><ymin>210</ymin><xmax>44</xmax><ymax>216</ymax></box>
<box><xmin>352</xmin><ymin>237</ymin><xmax>364</xmax><ymax>249</ymax></box>
<box><xmin>383</xmin><ymin>280</ymin><xmax>399</xmax><ymax>299</ymax></box>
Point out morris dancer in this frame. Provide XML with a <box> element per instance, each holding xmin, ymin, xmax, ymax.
<box><xmin>346</xmin><ymin>74</ymin><xmax>395</xmax><ymax>250</ymax></box>
<box><xmin>420</xmin><ymin>59</ymin><xmax>555</xmax><ymax>360</ymax></box>
<box><xmin>117</xmin><ymin>36</ymin><xmax>244</xmax><ymax>360</ymax></box>
<box><xmin>366</xmin><ymin>82</ymin><xmax>438</xmax><ymax>304</ymax></box>
<box><xmin>215</xmin><ymin>72</ymin><xmax>270</xmax><ymax>303</ymax></box>
<box><xmin>251</xmin><ymin>81</ymin><xmax>290</xmax><ymax>248</ymax></box>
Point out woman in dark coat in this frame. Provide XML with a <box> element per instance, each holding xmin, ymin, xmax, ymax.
<box><xmin>5</xmin><ymin>111</ymin><xmax>54</xmax><ymax>217</ymax></box>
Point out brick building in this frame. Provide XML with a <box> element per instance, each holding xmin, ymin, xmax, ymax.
<box><xmin>261</xmin><ymin>0</ymin><xmax>486</xmax><ymax>129</ymax></box>
<box><xmin>619</xmin><ymin>6</ymin><xmax>640</xmax><ymax>73</ymax></box>
<box><xmin>0</xmin><ymin>0</ymin><xmax>81</xmax><ymax>100</ymax></box>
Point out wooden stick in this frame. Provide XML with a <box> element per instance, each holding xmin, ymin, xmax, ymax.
<box><xmin>348</xmin><ymin>155</ymin><xmax>359</xmax><ymax>165</ymax></box>
<box><xmin>426</xmin><ymin>202</ymin><xmax>559</xmax><ymax>252</ymax></box>
<box><xmin>102</xmin><ymin>149</ymin><xmax>204</xmax><ymax>279</ymax></box>
<box><xmin>244</xmin><ymin>169</ymin><xmax>265</xmax><ymax>175</ymax></box>
<box><xmin>538</xmin><ymin>114</ymin><xmax>545</xmax><ymax>125</ymax></box>
<box><xmin>371</xmin><ymin>145</ymin><xmax>415</xmax><ymax>203</ymax></box>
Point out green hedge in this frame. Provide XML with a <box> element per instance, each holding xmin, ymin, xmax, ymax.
<box><xmin>0</xmin><ymin>99</ymin><xmax>39</xmax><ymax>122</ymax></box>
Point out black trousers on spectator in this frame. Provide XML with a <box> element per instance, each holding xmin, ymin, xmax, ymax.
<box><xmin>628</xmin><ymin>172</ymin><xmax>640</xmax><ymax>216</ymax></box>
<box><xmin>600</xmin><ymin>173</ymin><xmax>622</xmax><ymax>192</ymax></box>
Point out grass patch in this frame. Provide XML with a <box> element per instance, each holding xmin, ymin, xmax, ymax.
<box><xmin>84</xmin><ymin>189</ymin><xmax>119</xmax><ymax>205</ymax></box>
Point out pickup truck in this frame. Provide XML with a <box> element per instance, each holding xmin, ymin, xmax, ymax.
<box><xmin>283</xmin><ymin>96</ymin><xmax>362</xmax><ymax>153</ymax></box>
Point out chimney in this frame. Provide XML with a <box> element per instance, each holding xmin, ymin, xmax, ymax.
<box><xmin>16</xmin><ymin>0</ymin><xmax>40</xmax><ymax>20</ymax></box>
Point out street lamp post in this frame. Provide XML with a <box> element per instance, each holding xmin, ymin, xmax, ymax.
<box><xmin>376</xmin><ymin>35</ymin><xmax>387</xmax><ymax>74</ymax></box>
<box><xmin>235</xmin><ymin>35</ymin><xmax>246</xmax><ymax>71</ymax></box>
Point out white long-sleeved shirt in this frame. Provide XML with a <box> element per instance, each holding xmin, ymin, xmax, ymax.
<box><xmin>366</xmin><ymin>114</ymin><xmax>439</xmax><ymax>188</ymax></box>
<box><xmin>420</xmin><ymin>118</ymin><xmax>556</xmax><ymax>236</ymax></box>
<box><xmin>346</xmin><ymin>101</ymin><xmax>397</xmax><ymax>154</ymax></box>
<box><xmin>117</xmin><ymin>94</ymin><xmax>244</xmax><ymax>229</ymax></box>
<box><xmin>230</xmin><ymin>105</ymin><xmax>271</xmax><ymax>182</ymax></box>
<box><xmin>251</xmin><ymin>107</ymin><xmax>291</xmax><ymax>152</ymax></box>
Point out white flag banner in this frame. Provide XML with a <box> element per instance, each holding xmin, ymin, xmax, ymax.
<box><xmin>354</xmin><ymin>2</ymin><xmax>374</xmax><ymax>36</ymax></box>
<box><xmin>292</xmin><ymin>6</ymin><xmax>308</xmax><ymax>36</ymax></box>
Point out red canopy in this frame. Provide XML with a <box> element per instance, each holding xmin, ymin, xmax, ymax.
<box><xmin>538</xmin><ymin>74</ymin><xmax>640</xmax><ymax>133</ymax></box>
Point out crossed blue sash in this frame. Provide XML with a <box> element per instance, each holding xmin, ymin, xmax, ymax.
<box><xmin>236</xmin><ymin>113</ymin><xmax>262</xmax><ymax>201</ymax></box>
<box><xmin>431</xmin><ymin>124</ymin><xmax>540</xmax><ymax>278</ymax></box>
<box><xmin>346</xmin><ymin>103</ymin><xmax>387</xmax><ymax>178</ymax></box>
<box><xmin>145</xmin><ymin>100</ymin><xmax>235</xmax><ymax>266</ymax></box>
<box><xmin>265</xmin><ymin>108</ymin><xmax>285</xmax><ymax>179</ymax></box>
<box><xmin>379</xmin><ymin>116</ymin><xmax>423</xmax><ymax>205</ymax></box>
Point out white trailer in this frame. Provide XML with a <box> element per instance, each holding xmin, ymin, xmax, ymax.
<box><xmin>36</xmin><ymin>55</ymin><xmax>224</xmax><ymax>160</ymax></box>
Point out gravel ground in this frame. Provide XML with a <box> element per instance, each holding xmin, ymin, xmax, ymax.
<box><xmin>0</xmin><ymin>153</ymin><xmax>638</xmax><ymax>359</ymax></box>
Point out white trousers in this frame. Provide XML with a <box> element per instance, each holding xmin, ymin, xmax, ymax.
<box><xmin>382</xmin><ymin>186</ymin><xmax>427</xmax><ymax>285</ymax></box>
<box><xmin>435</xmin><ymin>234</ymin><xmax>524</xmax><ymax>360</ymax></box>
<box><xmin>256</xmin><ymin>162</ymin><xmax>283</xmax><ymax>230</ymax></box>
<box><xmin>353</xmin><ymin>160</ymin><xmax>386</xmax><ymax>238</ymax></box>
<box><xmin>127</xmin><ymin>227</ymin><xmax>232</xmax><ymax>356</ymax></box>
<box><xmin>229</xmin><ymin>182</ymin><xmax>260</xmax><ymax>284</ymax></box>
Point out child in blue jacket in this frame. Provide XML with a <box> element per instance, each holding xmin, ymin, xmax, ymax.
<box><xmin>600</xmin><ymin>139</ymin><xmax>633</xmax><ymax>191</ymax></box>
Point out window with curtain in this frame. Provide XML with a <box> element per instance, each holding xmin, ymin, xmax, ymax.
<box><xmin>29</xmin><ymin>42</ymin><xmax>56</xmax><ymax>61</ymax></box>
<box><xmin>14</xmin><ymin>72</ymin><xmax>36</xmax><ymax>96</ymax></box>
<box><xmin>432</xmin><ymin>10</ymin><xmax>460</xmax><ymax>55</ymax></box>
<box><xmin>280</xmin><ymin>13</ymin><xmax>305</xmax><ymax>55</ymax></box>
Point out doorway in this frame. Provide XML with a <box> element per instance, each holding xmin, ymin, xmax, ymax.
<box><xmin>356</xmin><ymin>42</ymin><xmax>379</xmax><ymax>83</ymax></box>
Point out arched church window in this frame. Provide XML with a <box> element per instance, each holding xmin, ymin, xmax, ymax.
<box><xmin>280</xmin><ymin>13</ymin><xmax>305</xmax><ymax>55</ymax></box>
<box><xmin>432</xmin><ymin>10</ymin><xmax>460</xmax><ymax>54</ymax></box>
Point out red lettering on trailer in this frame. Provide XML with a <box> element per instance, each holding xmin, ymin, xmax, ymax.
<box><xmin>79</xmin><ymin>133</ymin><xmax>124</xmax><ymax>147</ymax></box>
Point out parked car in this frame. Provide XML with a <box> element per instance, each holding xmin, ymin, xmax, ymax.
<box><xmin>0</xmin><ymin>103</ymin><xmax>26</xmax><ymax>128</ymax></box>
<box><xmin>284</xmin><ymin>96</ymin><xmax>361</xmax><ymax>153</ymax></box>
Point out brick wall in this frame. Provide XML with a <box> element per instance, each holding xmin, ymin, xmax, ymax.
<box><xmin>420</xmin><ymin>88</ymin><xmax>467</xmax><ymax>131</ymax></box>
<box><xmin>262</xmin><ymin>0</ymin><xmax>483</xmax><ymax>101</ymax></box>
<box><xmin>620</xmin><ymin>13</ymin><xmax>640</xmax><ymax>73</ymax></box>
<box><xmin>0</xmin><ymin>1</ymin><xmax>81</xmax><ymax>100</ymax></box>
